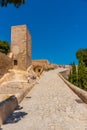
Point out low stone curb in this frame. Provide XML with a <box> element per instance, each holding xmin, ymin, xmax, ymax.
<box><xmin>59</xmin><ymin>73</ymin><xmax>87</xmax><ymax>104</ymax></box>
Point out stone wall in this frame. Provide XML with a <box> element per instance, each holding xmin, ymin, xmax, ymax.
<box><xmin>59</xmin><ymin>73</ymin><xmax>87</xmax><ymax>104</ymax></box>
<box><xmin>32</xmin><ymin>60</ymin><xmax>58</xmax><ymax>70</ymax></box>
<box><xmin>32</xmin><ymin>60</ymin><xmax>58</xmax><ymax>76</ymax></box>
<box><xmin>59</xmin><ymin>70</ymin><xmax>70</xmax><ymax>79</ymax></box>
<box><xmin>0</xmin><ymin>52</ymin><xmax>13</xmax><ymax>78</ymax></box>
<box><xmin>0</xmin><ymin>96</ymin><xmax>18</xmax><ymax>126</ymax></box>
<box><xmin>32</xmin><ymin>60</ymin><xmax>50</xmax><ymax>66</ymax></box>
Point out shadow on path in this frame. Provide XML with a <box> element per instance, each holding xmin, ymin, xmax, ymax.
<box><xmin>75</xmin><ymin>99</ymin><xmax>83</xmax><ymax>104</ymax></box>
<box><xmin>15</xmin><ymin>105</ymin><xmax>23</xmax><ymax>110</ymax></box>
<box><xmin>4</xmin><ymin>105</ymin><xmax>27</xmax><ymax>125</ymax></box>
<box><xmin>4</xmin><ymin>111</ymin><xmax>27</xmax><ymax>124</ymax></box>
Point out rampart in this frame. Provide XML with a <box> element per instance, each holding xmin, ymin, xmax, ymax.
<box><xmin>32</xmin><ymin>60</ymin><xmax>58</xmax><ymax>70</ymax></box>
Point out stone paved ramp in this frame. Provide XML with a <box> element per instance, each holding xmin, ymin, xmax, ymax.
<box><xmin>2</xmin><ymin>69</ymin><xmax>87</xmax><ymax>130</ymax></box>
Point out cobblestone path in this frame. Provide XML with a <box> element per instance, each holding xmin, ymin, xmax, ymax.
<box><xmin>2</xmin><ymin>69</ymin><xmax>87</xmax><ymax>130</ymax></box>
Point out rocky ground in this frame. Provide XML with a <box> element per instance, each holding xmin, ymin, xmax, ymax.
<box><xmin>0</xmin><ymin>69</ymin><xmax>37</xmax><ymax>102</ymax></box>
<box><xmin>2</xmin><ymin>68</ymin><xmax>87</xmax><ymax>130</ymax></box>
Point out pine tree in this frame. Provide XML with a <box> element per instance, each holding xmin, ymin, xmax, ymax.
<box><xmin>68</xmin><ymin>49</ymin><xmax>87</xmax><ymax>91</ymax></box>
<box><xmin>68</xmin><ymin>62</ymin><xmax>78</xmax><ymax>86</ymax></box>
<box><xmin>68</xmin><ymin>70</ymin><xmax>72</xmax><ymax>82</ymax></box>
<box><xmin>78</xmin><ymin>60</ymin><xmax>87</xmax><ymax>90</ymax></box>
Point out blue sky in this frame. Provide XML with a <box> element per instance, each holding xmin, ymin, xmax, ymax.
<box><xmin>0</xmin><ymin>0</ymin><xmax>87</xmax><ymax>65</ymax></box>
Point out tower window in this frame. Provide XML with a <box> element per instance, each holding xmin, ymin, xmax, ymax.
<box><xmin>38</xmin><ymin>69</ymin><xmax>41</xmax><ymax>72</ymax></box>
<box><xmin>14</xmin><ymin>60</ymin><xmax>18</xmax><ymax>65</ymax></box>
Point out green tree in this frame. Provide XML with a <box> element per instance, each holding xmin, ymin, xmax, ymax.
<box><xmin>78</xmin><ymin>60</ymin><xmax>87</xmax><ymax>90</ymax></box>
<box><xmin>76</xmin><ymin>49</ymin><xmax>87</xmax><ymax>66</ymax></box>
<box><xmin>68</xmin><ymin>70</ymin><xmax>72</xmax><ymax>82</ymax></box>
<box><xmin>68</xmin><ymin>62</ymin><xmax>78</xmax><ymax>86</ymax></box>
<box><xmin>68</xmin><ymin>49</ymin><xmax>87</xmax><ymax>91</ymax></box>
<box><xmin>83</xmin><ymin>67</ymin><xmax>87</xmax><ymax>90</ymax></box>
<box><xmin>76</xmin><ymin>49</ymin><xmax>87</xmax><ymax>90</ymax></box>
<box><xmin>0</xmin><ymin>40</ymin><xmax>10</xmax><ymax>55</ymax></box>
<box><xmin>72</xmin><ymin>62</ymin><xmax>78</xmax><ymax>86</ymax></box>
<box><xmin>0</xmin><ymin>0</ymin><xmax>25</xmax><ymax>7</ymax></box>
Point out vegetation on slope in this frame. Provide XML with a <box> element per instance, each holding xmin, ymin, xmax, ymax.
<box><xmin>68</xmin><ymin>49</ymin><xmax>87</xmax><ymax>91</ymax></box>
<box><xmin>0</xmin><ymin>41</ymin><xmax>10</xmax><ymax>55</ymax></box>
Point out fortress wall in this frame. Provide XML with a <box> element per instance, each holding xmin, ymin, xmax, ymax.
<box><xmin>32</xmin><ymin>60</ymin><xmax>58</xmax><ymax>72</ymax></box>
<box><xmin>32</xmin><ymin>60</ymin><xmax>50</xmax><ymax>66</ymax></box>
<box><xmin>32</xmin><ymin>60</ymin><xmax>50</xmax><ymax>69</ymax></box>
<box><xmin>0</xmin><ymin>52</ymin><xmax>13</xmax><ymax>78</ymax></box>
<box><xmin>32</xmin><ymin>60</ymin><xmax>58</xmax><ymax>76</ymax></box>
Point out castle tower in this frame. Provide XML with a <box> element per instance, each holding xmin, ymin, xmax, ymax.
<box><xmin>11</xmin><ymin>25</ymin><xmax>32</xmax><ymax>70</ymax></box>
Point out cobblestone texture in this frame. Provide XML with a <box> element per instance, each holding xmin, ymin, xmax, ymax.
<box><xmin>2</xmin><ymin>68</ymin><xmax>87</xmax><ymax>130</ymax></box>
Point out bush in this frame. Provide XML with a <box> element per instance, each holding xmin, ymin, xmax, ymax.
<box><xmin>0</xmin><ymin>41</ymin><xmax>10</xmax><ymax>55</ymax></box>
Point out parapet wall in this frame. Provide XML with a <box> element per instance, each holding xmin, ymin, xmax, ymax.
<box><xmin>0</xmin><ymin>52</ymin><xmax>13</xmax><ymax>78</ymax></box>
<box><xmin>59</xmin><ymin>70</ymin><xmax>70</xmax><ymax>79</ymax></box>
<box><xmin>59</xmin><ymin>73</ymin><xmax>87</xmax><ymax>104</ymax></box>
<box><xmin>0</xmin><ymin>96</ymin><xmax>18</xmax><ymax>125</ymax></box>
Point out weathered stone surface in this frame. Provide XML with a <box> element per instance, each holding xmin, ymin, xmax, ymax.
<box><xmin>32</xmin><ymin>60</ymin><xmax>58</xmax><ymax>71</ymax></box>
<box><xmin>11</xmin><ymin>25</ymin><xmax>32</xmax><ymax>70</ymax></box>
<box><xmin>32</xmin><ymin>60</ymin><xmax>50</xmax><ymax>67</ymax></box>
<box><xmin>0</xmin><ymin>52</ymin><xmax>13</xmax><ymax>78</ymax></box>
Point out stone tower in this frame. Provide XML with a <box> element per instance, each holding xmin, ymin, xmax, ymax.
<box><xmin>11</xmin><ymin>25</ymin><xmax>32</xmax><ymax>70</ymax></box>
